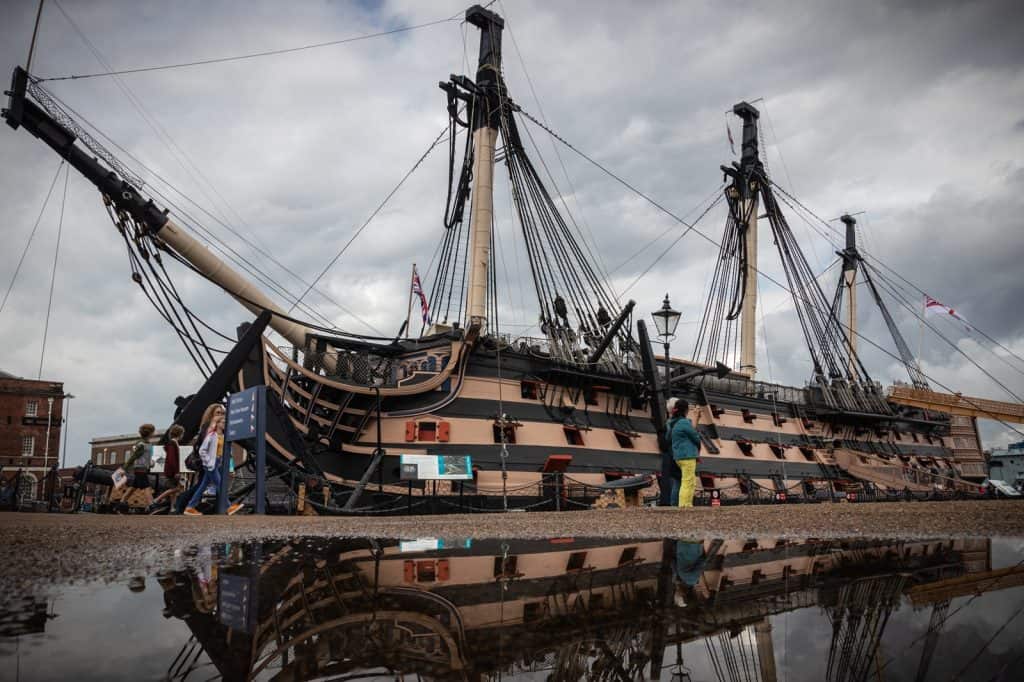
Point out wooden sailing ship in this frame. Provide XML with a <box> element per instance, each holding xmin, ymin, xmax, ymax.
<box><xmin>5</xmin><ymin>4</ymin><xmax>1021</xmax><ymax>512</ymax></box>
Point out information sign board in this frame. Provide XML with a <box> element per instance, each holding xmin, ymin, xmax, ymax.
<box><xmin>218</xmin><ymin>573</ymin><xmax>255</xmax><ymax>633</ymax></box>
<box><xmin>226</xmin><ymin>386</ymin><xmax>261</xmax><ymax>442</ymax></box>
<box><xmin>399</xmin><ymin>454</ymin><xmax>472</xmax><ymax>481</ymax></box>
<box><xmin>224</xmin><ymin>385</ymin><xmax>267</xmax><ymax>514</ymax></box>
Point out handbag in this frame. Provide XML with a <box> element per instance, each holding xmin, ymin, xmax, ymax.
<box><xmin>185</xmin><ymin>448</ymin><xmax>202</xmax><ymax>473</ymax></box>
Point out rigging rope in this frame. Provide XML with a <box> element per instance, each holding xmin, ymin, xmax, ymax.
<box><xmin>517</xmin><ymin>107</ymin><xmax>1024</xmax><ymax>425</ymax></box>
<box><xmin>1</xmin><ymin>160</ymin><xmax>64</xmax><ymax>316</ymax></box>
<box><xmin>771</xmin><ymin>178</ymin><xmax>1024</xmax><ymax>374</ymax></box>
<box><xmin>36</xmin><ymin>12</ymin><xmax>462</xmax><ymax>82</ymax></box>
<box><xmin>29</xmin><ymin>81</ymin><xmax>381</xmax><ymax>336</ymax></box>
<box><xmin>38</xmin><ymin>164</ymin><xmax>69</xmax><ymax>379</ymax></box>
<box><xmin>31</xmin><ymin>25</ymin><xmax>357</xmax><ymax>337</ymax></box>
<box><xmin>290</xmin><ymin>123</ymin><xmax>452</xmax><ymax>316</ymax></box>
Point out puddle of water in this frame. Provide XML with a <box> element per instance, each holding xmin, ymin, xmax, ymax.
<box><xmin>2</xmin><ymin>537</ymin><xmax>1023</xmax><ymax>681</ymax></box>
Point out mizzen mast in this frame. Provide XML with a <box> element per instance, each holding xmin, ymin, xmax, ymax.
<box><xmin>463</xmin><ymin>4</ymin><xmax>504</xmax><ymax>336</ymax></box>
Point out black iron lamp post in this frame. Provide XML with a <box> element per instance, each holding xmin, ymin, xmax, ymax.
<box><xmin>651</xmin><ymin>294</ymin><xmax>681</xmax><ymax>398</ymax></box>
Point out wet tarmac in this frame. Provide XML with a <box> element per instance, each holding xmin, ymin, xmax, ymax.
<box><xmin>1</xmin><ymin>532</ymin><xmax>1023</xmax><ymax>681</ymax></box>
<box><xmin>3</xmin><ymin>502</ymin><xmax>1024</xmax><ymax>595</ymax></box>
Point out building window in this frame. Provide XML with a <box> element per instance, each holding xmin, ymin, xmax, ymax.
<box><xmin>18</xmin><ymin>473</ymin><xmax>38</xmax><ymax>502</ymax></box>
<box><xmin>26</xmin><ymin>400</ymin><xmax>38</xmax><ymax>417</ymax></box>
<box><xmin>21</xmin><ymin>436</ymin><xmax>34</xmax><ymax>457</ymax></box>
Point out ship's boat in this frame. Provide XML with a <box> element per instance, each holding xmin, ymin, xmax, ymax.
<box><xmin>157</xmin><ymin>535</ymin><xmax>1007</xmax><ymax>680</ymax></box>
<box><xmin>6</xmin><ymin>4</ymin><xmax>1020</xmax><ymax>512</ymax></box>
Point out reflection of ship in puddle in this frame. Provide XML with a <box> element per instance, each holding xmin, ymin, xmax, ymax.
<box><xmin>160</xmin><ymin>536</ymin><xmax>1020</xmax><ymax>681</ymax></box>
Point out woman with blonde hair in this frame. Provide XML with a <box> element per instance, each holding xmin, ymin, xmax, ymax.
<box><xmin>184</xmin><ymin>404</ymin><xmax>243</xmax><ymax>516</ymax></box>
<box><xmin>176</xmin><ymin>403</ymin><xmax>229</xmax><ymax>514</ymax></box>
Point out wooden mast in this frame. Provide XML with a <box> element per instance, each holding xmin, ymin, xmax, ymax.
<box><xmin>463</xmin><ymin>5</ymin><xmax>504</xmax><ymax>337</ymax></box>
<box><xmin>733</xmin><ymin>101</ymin><xmax>761</xmax><ymax>378</ymax></box>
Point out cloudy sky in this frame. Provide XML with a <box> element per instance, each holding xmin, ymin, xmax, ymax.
<box><xmin>1</xmin><ymin>0</ymin><xmax>1023</xmax><ymax>465</ymax></box>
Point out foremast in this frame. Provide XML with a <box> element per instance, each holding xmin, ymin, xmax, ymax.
<box><xmin>463</xmin><ymin>5</ymin><xmax>504</xmax><ymax>337</ymax></box>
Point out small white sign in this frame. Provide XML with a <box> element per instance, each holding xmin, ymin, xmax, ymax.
<box><xmin>400</xmin><ymin>538</ymin><xmax>443</xmax><ymax>552</ymax></box>
<box><xmin>111</xmin><ymin>468</ymin><xmax>127</xmax><ymax>489</ymax></box>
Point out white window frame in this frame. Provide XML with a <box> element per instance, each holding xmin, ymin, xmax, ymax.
<box><xmin>21</xmin><ymin>436</ymin><xmax>35</xmax><ymax>457</ymax></box>
<box><xmin>18</xmin><ymin>473</ymin><xmax>38</xmax><ymax>502</ymax></box>
<box><xmin>26</xmin><ymin>400</ymin><xmax>38</xmax><ymax>417</ymax></box>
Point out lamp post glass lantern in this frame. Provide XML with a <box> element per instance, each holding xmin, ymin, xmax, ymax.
<box><xmin>651</xmin><ymin>294</ymin><xmax>681</xmax><ymax>397</ymax></box>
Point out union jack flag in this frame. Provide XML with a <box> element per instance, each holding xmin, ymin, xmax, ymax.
<box><xmin>412</xmin><ymin>265</ymin><xmax>431</xmax><ymax>325</ymax></box>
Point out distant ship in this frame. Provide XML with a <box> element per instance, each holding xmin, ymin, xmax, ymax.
<box><xmin>6</xmin><ymin>4</ymin><xmax>1022</xmax><ymax>512</ymax></box>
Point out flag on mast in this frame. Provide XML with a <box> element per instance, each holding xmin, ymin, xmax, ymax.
<box><xmin>412</xmin><ymin>265</ymin><xmax>431</xmax><ymax>325</ymax></box>
<box><xmin>924</xmin><ymin>295</ymin><xmax>971</xmax><ymax>332</ymax></box>
<box><xmin>726</xmin><ymin>120</ymin><xmax>736</xmax><ymax>156</ymax></box>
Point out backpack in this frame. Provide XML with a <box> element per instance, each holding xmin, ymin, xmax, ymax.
<box><xmin>185</xmin><ymin>447</ymin><xmax>203</xmax><ymax>473</ymax></box>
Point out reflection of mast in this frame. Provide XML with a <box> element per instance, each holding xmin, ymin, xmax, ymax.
<box><xmin>754</xmin><ymin>619</ymin><xmax>777</xmax><ymax>682</ymax></box>
<box><xmin>825</xmin><ymin>574</ymin><xmax>907</xmax><ymax>682</ymax></box>
<box><xmin>912</xmin><ymin>600</ymin><xmax>950</xmax><ymax>682</ymax></box>
<box><xmin>705</xmin><ymin>623</ymin><xmax>766</xmax><ymax>682</ymax></box>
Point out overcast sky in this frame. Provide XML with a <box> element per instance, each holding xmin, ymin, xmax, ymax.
<box><xmin>1</xmin><ymin>0</ymin><xmax>1023</xmax><ymax>465</ymax></box>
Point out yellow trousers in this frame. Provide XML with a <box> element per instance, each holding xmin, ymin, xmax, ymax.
<box><xmin>676</xmin><ymin>459</ymin><xmax>697</xmax><ymax>508</ymax></box>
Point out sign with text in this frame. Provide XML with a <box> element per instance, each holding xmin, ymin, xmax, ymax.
<box><xmin>226</xmin><ymin>386</ymin><xmax>262</xmax><ymax>442</ymax></box>
<box><xmin>218</xmin><ymin>573</ymin><xmax>256</xmax><ymax>633</ymax></box>
<box><xmin>399</xmin><ymin>454</ymin><xmax>472</xmax><ymax>481</ymax></box>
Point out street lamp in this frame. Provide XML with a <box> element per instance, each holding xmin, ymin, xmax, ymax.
<box><xmin>43</xmin><ymin>396</ymin><xmax>54</xmax><ymax>470</ymax></box>
<box><xmin>651</xmin><ymin>294</ymin><xmax>681</xmax><ymax>396</ymax></box>
<box><xmin>61</xmin><ymin>394</ymin><xmax>75</xmax><ymax>469</ymax></box>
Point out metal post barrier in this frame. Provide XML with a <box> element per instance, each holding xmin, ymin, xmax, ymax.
<box><xmin>255</xmin><ymin>386</ymin><xmax>266</xmax><ymax>515</ymax></box>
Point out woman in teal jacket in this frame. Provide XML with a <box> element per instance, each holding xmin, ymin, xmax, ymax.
<box><xmin>666</xmin><ymin>398</ymin><xmax>701</xmax><ymax>507</ymax></box>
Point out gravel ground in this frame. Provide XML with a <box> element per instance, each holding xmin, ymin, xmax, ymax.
<box><xmin>2</xmin><ymin>500</ymin><xmax>1023</xmax><ymax>594</ymax></box>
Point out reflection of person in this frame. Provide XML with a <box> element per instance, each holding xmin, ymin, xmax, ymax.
<box><xmin>666</xmin><ymin>398</ymin><xmax>701</xmax><ymax>508</ymax></box>
<box><xmin>674</xmin><ymin>540</ymin><xmax>707</xmax><ymax>607</ymax></box>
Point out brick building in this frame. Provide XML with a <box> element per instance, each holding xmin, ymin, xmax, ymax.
<box><xmin>0</xmin><ymin>370</ymin><xmax>66</xmax><ymax>504</ymax></box>
<box><xmin>89</xmin><ymin>429</ymin><xmax>166</xmax><ymax>467</ymax></box>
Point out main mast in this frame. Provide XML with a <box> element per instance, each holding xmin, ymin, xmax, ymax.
<box><xmin>463</xmin><ymin>5</ymin><xmax>504</xmax><ymax>335</ymax></box>
<box><xmin>733</xmin><ymin>101</ymin><xmax>761</xmax><ymax>378</ymax></box>
<box><xmin>840</xmin><ymin>214</ymin><xmax>859</xmax><ymax>377</ymax></box>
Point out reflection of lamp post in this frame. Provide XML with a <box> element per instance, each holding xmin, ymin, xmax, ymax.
<box><xmin>43</xmin><ymin>396</ymin><xmax>54</xmax><ymax>470</ymax></box>
<box><xmin>61</xmin><ymin>394</ymin><xmax>75</xmax><ymax>469</ymax></box>
<box><xmin>651</xmin><ymin>294</ymin><xmax>681</xmax><ymax>398</ymax></box>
